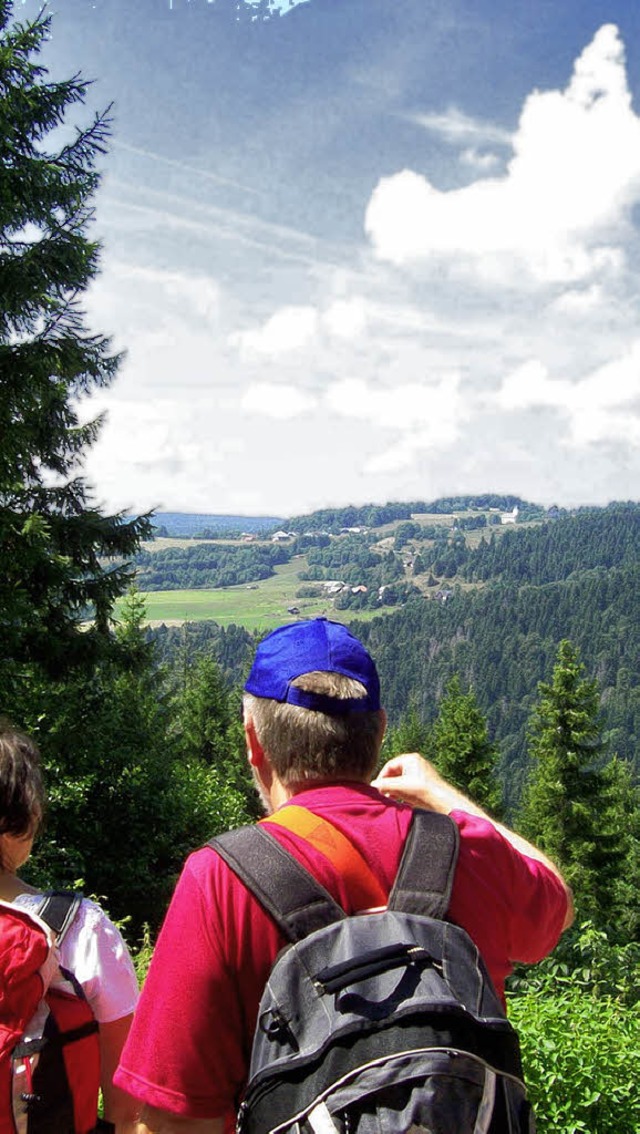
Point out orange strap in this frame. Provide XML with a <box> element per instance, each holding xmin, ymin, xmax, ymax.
<box><xmin>263</xmin><ymin>804</ymin><xmax>387</xmax><ymax>910</ymax></box>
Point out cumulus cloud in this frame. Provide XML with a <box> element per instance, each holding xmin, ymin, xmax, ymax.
<box><xmin>365</xmin><ymin>25</ymin><xmax>640</xmax><ymax>284</ymax></box>
<box><xmin>325</xmin><ymin>374</ymin><xmax>465</xmax><ymax>470</ymax></box>
<box><xmin>492</xmin><ymin>344</ymin><xmax>640</xmax><ymax>446</ymax></box>
<box><xmin>231</xmin><ymin>297</ymin><xmax>371</xmax><ymax>358</ymax></box>
<box><xmin>123</xmin><ymin>266</ymin><xmax>221</xmax><ymax>322</ymax></box>
<box><xmin>242</xmin><ymin>382</ymin><xmax>318</xmax><ymax>418</ymax></box>
<box><xmin>492</xmin><ymin>360</ymin><xmax>571</xmax><ymax>411</ymax></box>
<box><xmin>83</xmin><ymin>394</ymin><xmax>245</xmax><ymax>511</ymax></box>
<box><xmin>323</xmin><ymin>297</ymin><xmax>368</xmax><ymax>339</ymax></box>
<box><xmin>550</xmin><ymin>284</ymin><xmax>605</xmax><ymax>314</ymax></box>
<box><xmin>232</xmin><ymin>306</ymin><xmax>318</xmax><ymax>356</ymax></box>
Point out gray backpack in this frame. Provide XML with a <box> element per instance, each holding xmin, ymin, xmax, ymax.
<box><xmin>212</xmin><ymin>809</ymin><xmax>534</xmax><ymax>1134</ymax></box>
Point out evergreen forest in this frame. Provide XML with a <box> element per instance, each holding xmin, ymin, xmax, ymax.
<box><xmin>1</xmin><ymin>5</ymin><xmax>638</xmax><ymax>1130</ymax></box>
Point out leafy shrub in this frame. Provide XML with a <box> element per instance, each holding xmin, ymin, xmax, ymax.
<box><xmin>510</xmin><ymin>985</ymin><xmax>639</xmax><ymax>1132</ymax></box>
<box><xmin>508</xmin><ymin>925</ymin><xmax>640</xmax><ymax>1132</ymax></box>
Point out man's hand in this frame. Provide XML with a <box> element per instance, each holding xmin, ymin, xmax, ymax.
<box><xmin>372</xmin><ymin>753</ymin><xmax>467</xmax><ymax>814</ymax></box>
<box><xmin>372</xmin><ymin>752</ymin><xmax>574</xmax><ymax>930</ymax></box>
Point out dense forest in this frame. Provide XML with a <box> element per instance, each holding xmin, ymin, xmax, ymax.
<box><xmin>1</xmin><ymin>6</ymin><xmax>638</xmax><ymax>1130</ymax></box>
<box><xmin>134</xmin><ymin>541</ymin><xmax>291</xmax><ymax>589</ymax></box>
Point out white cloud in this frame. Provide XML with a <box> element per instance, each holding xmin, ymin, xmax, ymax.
<box><xmin>492</xmin><ymin>343</ymin><xmax>640</xmax><ymax>448</ymax></box>
<box><xmin>325</xmin><ymin>374</ymin><xmax>461</xmax><ymax>433</ymax></box>
<box><xmin>324</xmin><ymin>374</ymin><xmax>465</xmax><ymax>471</ymax></box>
<box><xmin>407</xmin><ymin>107</ymin><xmax>512</xmax><ymax>147</ymax></box>
<box><xmin>242</xmin><ymin>382</ymin><xmax>318</xmax><ymax>418</ymax></box>
<box><xmin>322</xmin><ymin>298</ymin><xmax>368</xmax><ymax>339</ymax></box>
<box><xmin>232</xmin><ymin>306</ymin><xmax>319</xmax><ymax>356</ymax></box>
<box><xmin>492</xmin><ymin>360</ymin><xmax>571</xmax><ymax>411</ymax></box>
<box><xmin>550</xmin><ymin>284</ymin><xmax>605</xmax><ymax>314</ymax></box>
<box><xmin>108</xmin><ymin>263</ymin><xmax>221</xmax><ymax>323</ymax></box>
<box><xmin>365</xmin><ymin>25</ymin><xmax>640</xmax><ymax>284</ymax></box>
<box><xmin>83</xmin><ymin>394</ymin><xmax>245</xmax><ymax>512</ymax></box>
<box><xmin>460</xmin><ymin>148</ymin><xmax>502</xmax><ymax>172</ymax></box>
<box><xmin>232</xmin><ymin>298</ymin><xmax>371</xmax><ymax>357</ymax></box>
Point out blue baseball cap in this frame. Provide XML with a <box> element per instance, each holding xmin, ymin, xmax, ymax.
<box><xmin>244</xmin><ymin>618</ymin><xmax>381</xmax><ymax>714</ymax></box>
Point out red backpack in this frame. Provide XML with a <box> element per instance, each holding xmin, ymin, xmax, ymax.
<box><xmin>0</xmin><ymin>892</ymin><xmax>101</xmax><ymax>1134</ymax></box>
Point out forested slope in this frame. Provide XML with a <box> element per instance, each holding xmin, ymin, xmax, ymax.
<box><xmin>152</xmin><ymin>506</ymin><xmax>640</xmax><ymax>805</ymax></box>
<box><xmin>357</xmin><ymin>564</ymin><xmax>639</xmax><ymax>804</ymax></box>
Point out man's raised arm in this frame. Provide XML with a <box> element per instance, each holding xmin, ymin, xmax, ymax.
<box><xmin>372</xmin><ymin>752</ymin><xmax>574</xmax><ymax>930</ymax></box>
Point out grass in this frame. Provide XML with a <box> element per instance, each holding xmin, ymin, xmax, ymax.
<box><xmin>114</xmin><ymin>559</ymin><xmax>397</xmax><ymax>631</ymax></box>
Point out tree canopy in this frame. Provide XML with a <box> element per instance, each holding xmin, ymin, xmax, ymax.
<box><xmin>0</xmin><ymin>0</ymin><xmax>148</xmax><ymax>688</ymax></box>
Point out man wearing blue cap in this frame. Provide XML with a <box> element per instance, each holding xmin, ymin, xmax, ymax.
<box><xmin>116</xmin><ymin>618</ymin><xmax>572</xmax><ymax>1134</ymax></box>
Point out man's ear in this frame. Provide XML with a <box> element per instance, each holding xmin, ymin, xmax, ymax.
<box><xmin>378</xmin><ymin>708</ymin><xmax>387</xmax><ymax>744</ymax></box>
<box><xmin>244</xmin><ymin>714</ymin><xmax>265</xmax><ymax>768</ymax></box>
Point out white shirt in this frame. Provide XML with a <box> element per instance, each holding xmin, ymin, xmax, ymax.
<box><xmin>14</xmin><ymin>892</ymin><xmax>139</xmax><ymax>1024</ymax></box>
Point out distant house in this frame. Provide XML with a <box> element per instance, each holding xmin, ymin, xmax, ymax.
<box><xmin>271</xmin><ymin>530</ymin><xmax>295</xmax><ymax>542</ymax></box>
<box><xmin>501</xmin><ymin>506</ymin><xmax>519</xmax><ymax>525</ymax></box>
<box><xmin>339</xmin><ymin>526</ymin><xmax>366</xmax><ymax>535</ymax></box>
<box><xmin>351</xmin><ymin>584</ymin><xmax>368</xmax><ymax>594</ymax></box>
<box><xmin>323</xmin><ymin>580</ymin><xmax>345</xmax><ymax>595</ymax></box>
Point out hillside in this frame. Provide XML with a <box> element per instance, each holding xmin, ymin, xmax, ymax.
<box><xmin>130</xmin><ymin>495</ymin><xmax>552</xmax><ymax>622</ymax></box>
<box><xmin>150</xmin><ymin>511</ymin><xmax>284</xmax><ymax>537</ymax></box>
<box><xmin>145</xmin><ymin>498</ymin><xmax>640</xmax><ymax>803</ymax></box>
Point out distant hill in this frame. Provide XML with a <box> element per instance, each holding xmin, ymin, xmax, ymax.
<box><xmin>149</xmin><ymin>496</ymin><xmax>542</xmax><ymax>539</ymax></box>
<box><xmin>150</xmin><ymin>512</ymin><xmax>284</xmax><ymax>537</ymax></box>
<box><xmin>147</xmin><ymin>499</ymin><xmax>640</xmax><ymax>805</ymax></box>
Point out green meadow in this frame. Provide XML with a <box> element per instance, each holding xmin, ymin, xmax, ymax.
<box><xmin>115</xmin><ymin>559</ymin><xmax>395</xmax><ymax>631</ymax></box>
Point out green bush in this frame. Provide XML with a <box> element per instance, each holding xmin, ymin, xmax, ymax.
<box><xmin>508</xmin><ymin>926</ymin><xmax>640</xmax><ymax>1133</ymax></box>
<box><xmin>510</xmin><ymin>987</ymin><xmax>639</xmax><ymax>1133</ymax></box>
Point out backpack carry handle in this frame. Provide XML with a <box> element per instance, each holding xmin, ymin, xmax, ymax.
<box><xmin>315</xmin><ymin>941</ymin><xmax>435</xmax><ymax>995</ymax></box>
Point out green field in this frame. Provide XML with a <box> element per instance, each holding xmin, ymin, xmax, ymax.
<box><xmin>114</xmin><ymin>559</ymin><xmax>397</xmax><ymax>631</ymax></box>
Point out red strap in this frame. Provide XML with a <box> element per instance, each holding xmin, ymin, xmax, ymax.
<box><xmin>263</xmin><ymin>805</ymin><xmax>387</xmax><ymax>910</ymax></box>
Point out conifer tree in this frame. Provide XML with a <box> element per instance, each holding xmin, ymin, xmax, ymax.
<box><xmin>0</xmin><ymin>1</ymin><xmax>148</xmax><ymax>685</ymax></box>
<box><xmin>430</xmin><ymin>675</ymin><xmax>503</xmax><ymax>815</ymax></box>
<box><xmin>600</xmin><ymin>756</ymin><xmax>640</xmax><ymax>942</ymax></box>
<box><xmin>382</xmin><ymin>703</ymin><xmax>432</xmax><ymax>764</ymax></box>
<box><xmin>172</xmin><ymin>654</ymin><xmax>259</xmax><ymax>819</ymax></box>
<box><xmin>518</xmin><ymin>640</ymin><xmax>625</xmax><ymax>927</ymax></box>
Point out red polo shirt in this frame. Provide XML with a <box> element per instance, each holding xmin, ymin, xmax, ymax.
<box><xmin>115</xmin><ymin>784</ymin><xmax>567</xmax><ymax>1125</ymax></box>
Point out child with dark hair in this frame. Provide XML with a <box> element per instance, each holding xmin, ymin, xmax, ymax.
<box><xmin>0</xmin><ymin>723</ymin><xmax>139</xmax><ymax>1133</ymax></box>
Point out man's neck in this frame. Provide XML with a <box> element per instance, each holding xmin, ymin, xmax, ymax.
<box><xmin>268</xmin><ymin>776</ymin><xmax>371</xmax><ymax>812</ymax></box>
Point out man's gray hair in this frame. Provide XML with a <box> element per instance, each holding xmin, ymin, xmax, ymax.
<box><xmin>244</xmin><ymin>671</ymin><xmax>384</xmax><ymax>784</ymax></box>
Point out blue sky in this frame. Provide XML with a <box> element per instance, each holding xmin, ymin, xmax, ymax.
<box><xmin>16</xmin><ymin>0</ymin><xmax>640</xmax><ymax>516</ymax></box>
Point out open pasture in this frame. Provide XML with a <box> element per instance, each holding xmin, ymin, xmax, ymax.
<box><xmin>115</xmin><ymin>559</ymin><xmax>395</xmax><ymax>631</ymax></box>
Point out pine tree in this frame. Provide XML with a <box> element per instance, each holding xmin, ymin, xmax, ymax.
<box><xmin>600</xmin><ymin>756</ymin><xmax>640</xmax><ymax>942</ymax></box>
<box><xmin>175</xmin><ymin>655</ymin><xmax>237</xmax><ymax>767</ymax></box>
<box><xmin>382</xmin><ymin>702</ymin><xmax>432</xmax><ymax>764</ymax></box>
<box><xmin>172</xmin><ymin>654</ymin><xmax>259</xmax><ymax>820</ymax></box>
<box><xmin>430</xmin><ymin>675</ymin><xmax>503</xmax><ymax>815</ymax></box>
<box><xmin>518</xmin><ymin>640</ymin><xmax>625</xmax><ymax>927</ymax></box>
<box><xmin>0</xmin><ymin>2</ymin><xmax>148</xmax><ymax>684</ymax></box>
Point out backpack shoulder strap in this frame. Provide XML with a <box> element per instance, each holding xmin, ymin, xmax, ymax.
<box><xmin>211</xmin><ymin>825</ymin><xmax>346</xmax><ymax>944</ymax></box>
<box><xmin>36</xmin><ymin>890</ymin><xmax>83</xmax><ymax>945</ymax></box>
<box><xmin>388</xmin><ymin>809</ymin><xmax>460</xmax><ymax>919</ymax></box>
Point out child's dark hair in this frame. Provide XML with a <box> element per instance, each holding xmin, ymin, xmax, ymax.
<box><xmin>0</xmin><ymin>721</ymin><xmax>45</xmax><ymax>840</ymax></box>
